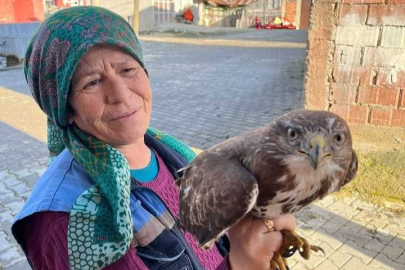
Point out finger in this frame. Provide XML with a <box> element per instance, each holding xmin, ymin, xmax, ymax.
<box><xmin>271</xmin><ymin>214</ymin><xmax>296</xmax><ymax>231</ymax></box>
<box><xmin>262</xmin><ymin>231</ymin><xmax>283</xmax><ymax>253</ymax></box>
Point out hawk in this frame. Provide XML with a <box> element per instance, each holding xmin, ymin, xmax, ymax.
<box><xmin>176</xmin><ymin>110</ymin><xmax>358</xmax><ymax>269</ymax></box>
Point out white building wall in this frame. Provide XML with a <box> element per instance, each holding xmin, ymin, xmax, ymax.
<box><xmin>97</xmin><ymin>0</ymin><xmax>154</xmax><ymax>32</ymax></box>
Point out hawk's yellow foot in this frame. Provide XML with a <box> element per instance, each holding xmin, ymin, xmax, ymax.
<box><xmin>270</xmin><ymin>252</ymin><xmax>289</xmax><ymax>270</ymax></box>
<box><xmin>279</xmin><ymin>230</ymin><xmax>325</xmax><ymax>260</ymax></box>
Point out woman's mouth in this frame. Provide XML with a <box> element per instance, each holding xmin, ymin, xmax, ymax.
<box><xmin>112</xmin><ymin>109</ymin><xmax>138</xmax><ymax>121</ymax></box>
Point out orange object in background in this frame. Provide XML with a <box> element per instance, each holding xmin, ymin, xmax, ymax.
<box><xmin>0</xmin><ymin>0</ymin><xmax>44</xmax><ymax>23</ymax></box>
<box><xmin>183</xmin><ymin>9</ymin><xmax>194</xmax><ymax>23</ymax></box>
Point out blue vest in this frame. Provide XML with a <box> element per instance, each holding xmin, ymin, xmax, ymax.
<box><xmin>12</xmin><ymin>134</ymin><xmax>229</xmax><ymax>269</ymax></box>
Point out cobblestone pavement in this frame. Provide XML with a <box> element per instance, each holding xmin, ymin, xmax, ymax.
<box><xmin>0</xmin><ymin>31</ymin><xmax>404</xmax><ymax>269</ymax></box>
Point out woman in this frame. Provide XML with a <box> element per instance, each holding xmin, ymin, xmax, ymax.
<box><xmin>11</xmin><ymin>6</ymin><xmax>296</xmax><ymax>270</ymax></box>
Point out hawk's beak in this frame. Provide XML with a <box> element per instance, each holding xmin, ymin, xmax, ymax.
<box><xmin>309</xmin><ymin>135</ymin><xmax>326</xmax><ymax>170</ymax></box>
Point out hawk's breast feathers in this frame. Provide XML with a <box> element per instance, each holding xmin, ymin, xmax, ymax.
<box><xmin>177</xmin><ymin>110</ymin><xmax>358</xmax><ymax>247</ymax></box>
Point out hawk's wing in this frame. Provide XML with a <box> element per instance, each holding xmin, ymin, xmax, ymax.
<box><xmin>177</xmin><ymin>152</ymin><xmax>259</xmax><ymax>247</ymax></box>
<box><xmin>343</xmin><ymin>151</ymin><xmax>358</xmax><ymax>186</ymax></box>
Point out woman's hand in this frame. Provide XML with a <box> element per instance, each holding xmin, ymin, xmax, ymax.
<box><xmin>227</xmin><ymin>214</ymin><xmax>296</xmax><ymax>270</ymax></box>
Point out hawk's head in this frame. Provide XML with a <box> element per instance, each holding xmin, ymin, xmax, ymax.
<box><xmin>266</xmin><ymin>110</ymin><xmax>355</xmax><ymax>189</ymax></box>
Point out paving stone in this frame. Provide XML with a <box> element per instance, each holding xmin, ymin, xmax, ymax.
<box><xmin>345</xmin><ymin>220</ymin><xmax>365</xmax><ymax>232</ymax></box>
<box><xmin>337</xmin><ymin>240</ymin><xmax>377</xmax><ymax>264</ymax></box>
<box><xmin>0</xmin><ymin>212</ymin><xmax>13</xmax><ymax>229</ymax></box>
<box><xmin>0</xmin><ymin>194</ymin><xmax>20</xmax><ymax>206</ymax></box>
<box><xmin>6</xmin><ymin>260</ymin><xmax>31</xmax><ymax>270</ymax></box>
<box><xmin>314</xmin><ymin>196</ymin><xmax>335</xmax><ymax>208</ymax></box>
<box><xmin>374</xmin><ymin>230</ymin><xmax>395</xmax><ymax>244</ymax></box>
<box><xmin>352</xmin><ymin>210</ymin><xmax>374</xmax><ymax>224</ymax></box>
<box><xmin>328</xmin><ymin>215</ymin><xmax>349</xmax><ymax>225</ymax></box>
<box><xmin>12</xmin><ymin>169</ymin><xmax>31</xmax><ymax>179</ymax></box>
<box><xmin>4</xmin><ymin>201</ymin><xmax>24</xmax><ymax>216</ymax></box>
<box><xmin>388</xmin><ymin>234</ymin><xmax>405</xmax><ymax>248</ymax></box>
<box><xmin>0</xmin><ymin>184</ymin><xmax>8</xmax><ymax>196</ymax></box>
<box><xmin>0</xmin><ymin>245</ymin><xmax>24</xmax><ymax>267</ymax></box>
<box><xmin>381</xmin><ymin>245</ymin><xmax>404</xmax><ymax>261</ymax></box>
<box><xmin>19</xmin><ymin>174</ymin><xmax>38</xmax><ymax>188</ymax></box>
<box><xmin>369</xmin><ymin>253</ymin><xmax>405</xmax><ymax>270</ymax></box>
<box><xmin>290</xmin><ymin>262</ymin><xmax>307</xmax><ymax>270</ymax></box>
<box><xmin>8</xmin><ymin>183</ymin><xmax>30</xmax><ymax>196</ymax></box>
<box><xmin>0</xmin><ymin>172</ymin><xmax>12</xmax><ymax>181</ymax></box>
<box><xmin>384</xmin><ymin>223</ymin><xmax>405</xmax><ymax>236</ymax></box>
<box><xmin>334</xmin><ymin>226</ymin><xmax>372</xmax><ymax>246</ymax></box>
<box><xmin>364</xmin><ymin>238</ymin><xmax>386</xmax><ymax>252</ymax></box>
<box><xmin>310</xmin><ymin>228</ymin><xmax>347</xmax><ymax>250</ymax></box>
<box><xmin>305</xmin><ymin>218</ymin><xmax>326</xmax><ymax>230</ymax></box>
<box><xmin>369</xmin><ymin>219</ymin><xmax>389</xmax><ymax>230</ymax></box>
<box><xmin>292</xmin><ymin>250</ymin><xmax>325</xmax><ymax>269</ymax></box>
<box><xmin>0</xmin><ymin>233</ymin><xmax>8</xmax><ymax>252</ymax></box>
<box><xmin>351</xmin><ymin>200</ymin><xmax>377</xmax><ymax>212</ymax></box>
<box><xmin>18</xmin><ymin>191</ymin><xmax>31</xmax><ymax>201</ymax></box>
<box><xmin>327</xmin><ymin>201</ymin><xmax>360</xmax><ymax>219</ymax></box>
<box><xmin>328</xmin><ymin>251</ymin><xmax>352</xmax><ymax>268</ymax></box>
<box><xmin>1</xmin><ymin>179</ymin><xmax>19</xmax><ymax>189</ymax></box>
<box><xmin>315</xmin><ymin>259</ymin><xmax>338</xmax><ymax>270</ymax></box>
<box><xmin>305</xmin><ymin>205</ymin><xmax>336</xmax><ymax>221</ymax></box>
<box><xmin>321</xmin><ymin>220</ymin><xmax>342</xmax><ymax>234</ymax></box>
<box><xmin>341</xmin><ymin>196</ymin><xmax>357</xmax><ymax>205</ymax></box>
<box><xmin>30</xmin><ymin>167</ymin><xmax>46</xmax><ymax>177</ymax></box>
<box><xmin>397</xmin><ymin>252</ymin><xmax>405</xmax><ymax>264</ymax></box>
<box><xmin>342</xmin><ymin>257</ymin><xmax>371</xmax><ymax>269</ymax></box>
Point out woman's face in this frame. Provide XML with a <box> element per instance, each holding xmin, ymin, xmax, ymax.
<box><xmin>68</xmin><ymin>46</ymin><xmax>152</xmax><ymax>148</ymax></box>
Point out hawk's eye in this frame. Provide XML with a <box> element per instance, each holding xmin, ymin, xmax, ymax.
<box><xmin>334</xmin><ymin>133</ymin><xmax>345</xmax><ymax>145</ymax></box>
<box><xmin>287</xmin><ymin>128</ymin><xmax>298</xmax><ymax>141</ymax></box>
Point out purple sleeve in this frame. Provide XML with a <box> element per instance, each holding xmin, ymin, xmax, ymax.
<box><xmin>23</xmin><ymin>211</ymin><xmax>148</xmax><ymax>270</ymax></box>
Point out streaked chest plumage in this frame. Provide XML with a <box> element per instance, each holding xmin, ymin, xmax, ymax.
<box><xmin>251</xmin><ymin>156</ymin><xmax>344</xmax><ymax>219</ymax></box>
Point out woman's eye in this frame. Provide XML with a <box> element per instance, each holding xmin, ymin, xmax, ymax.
<box><xmin>88</xmin><ymin>80</ymin><xmax>99</xmax><ymax>86</ymax></box>
<box><xmin>122</xmin><ymin>68</ymin><xmax>137</xmax><ymax>74</ymax></box>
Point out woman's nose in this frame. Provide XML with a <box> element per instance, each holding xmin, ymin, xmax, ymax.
<box><xmin>105</xmin><ymin>75</ymin><xmax>131</xmax><ymax>104</ymax></box>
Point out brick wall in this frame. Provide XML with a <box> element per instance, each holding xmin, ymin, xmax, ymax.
<box><xmin>304</xmin><ymin>0</ymin><xmax>405</xmax><ymax>128</ymax></box>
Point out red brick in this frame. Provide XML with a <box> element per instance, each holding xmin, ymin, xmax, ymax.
<box><xmin>333</xmin><ymin>65</ymin><xmax>374</xmax><ymax>85</ymax></box>
<box><xmin>342</xmin><ymin>0</ymin><xmax>384</xmax><ymax>3</ymax></box>
<box><xmin>378</xmin><ymin>87</ymin><xmax>400</xmax><ymax>106</ymax></box>
<box><xmin>363</xmin><ymin>47</ymin><xmax>405</xmax><ymax>68</ymax></box>
<box><xmin>338</xmin><ymin>4</ymin><xmax>368</xmax><ymax>25</ymax></box>
<box><xmin>376</xmin><ymin>68</ymin><xmax>405</xmax><ymax>88</ymax></box>
<box><xmin>381</xmin><ymin>27</ymin><xmax>405</xmax><ymax>48</ymax></box>
<box><xmin>330</xmin><ymin>103</ymin><xmax>349</xmax><ymax>119</ymax></box>
<box><xmin>387</xmin><ymin>0</ymin><xmax>405</xmax><ymax>3</ymax></box>
<box><xmin>391</xmin><ymin>109</ymin><xmax>405</xmax><ymax>127</ymax></box>
<box><xmin>401</xmin><ymin>90</ymin><xmax>405</xmax><ymax>107</ymax></box>
<box><xmin>358</xmin><ymin>86</ymin><xmax>399</xmax><ymax>106</ymax></box>
<box><xmin>348</xmin><ymin>105</ymin><xmax>369</xmax><ymax>124</ymax></box>
<box><xmin>368</xmin><ymin>5</ymin><xmax>405</xmax><ymax>26</ymax></box>
<box><xmin>318</xmin><ymin>0</ymin><xmax>339</xmax><ymax>3</ymax></box>
<box><xmin>334</xmin><ymin>45</ymin><xmax>362</xmax><ymax>65</ymax></box>
<box><xmin>330</xmin><ymin>83</ymin><xmax>357</xmax><ymax>103</ymax></box>
<box><xmin>370</xmin><ymin>107</ymin><xmax>392</xmax><ymax>125</ymax></box>
<box><xmin>358</xmin><ymin>86</ymin><xmax>378</xmax><ymax>104</ymax></box>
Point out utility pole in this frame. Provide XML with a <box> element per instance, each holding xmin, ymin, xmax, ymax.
<box><xmin>133</xmin><ymin>0</ymin><xmax>139</xmax><ymax>35</ymax></box>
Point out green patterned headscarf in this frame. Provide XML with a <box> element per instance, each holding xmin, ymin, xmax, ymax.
<box><xmin>25</xmin><ymin>6</ymin><xmax>147</xmax><ymax>269</ymax></box>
